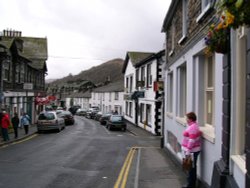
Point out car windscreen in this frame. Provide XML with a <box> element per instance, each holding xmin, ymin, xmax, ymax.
<box><xmin>38</xmin><ymin>113</ymin><xmax>55</xmax><ymax>120</ymax></box>
<box><xmin>61</xmin><ymin>111</ymin><xmax>72</xmax><ymax>116</ymax></box>
<box><xmin>111</xmin><ymin>116</ymin><xmax>123</xmax><ymax>122</ymax></box>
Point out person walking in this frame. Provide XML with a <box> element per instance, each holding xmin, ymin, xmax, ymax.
<box><xmin>1</xmin><ymin>110</ymin><xmax>11</xmax><ymax>141</ymax></box>
<box><xmin>21</xmin><ymin>112</ymin><xmax>30</xmax><ymax>135</ymax></box>
<box><xmin>182</xmin><ymin>112</ymin><xmax>202</xmax><ymax>188</ymax></box>
<box><xmin>11</xmin><ymin>113</ymin><xmax>20</xmax><ymax>139</ymax></box>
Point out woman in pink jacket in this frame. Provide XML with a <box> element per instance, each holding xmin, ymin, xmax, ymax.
<box><xmin>182</xmin><ymin>112</ymin><xmax>201</xmax><ymax>188</ymax></box>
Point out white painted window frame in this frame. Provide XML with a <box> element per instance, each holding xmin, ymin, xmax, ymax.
<box><xmin>178</xmin><ymin>0</ymin><xmax>188</xmax><ymax>44</ymax></box>
<box><xmin>177</xmin><ymin>63</ymin><xmax>187</xmax><ymax>120</ymax></box>
<box><xmin>196</xmin><ymin>0</ymin><xmax>212</xmax><ymax>23</ymax></box>
<box><xmin>167</xmin><ymin>72</ymin><xmax>174</xmax><ymax>113</ymax></box>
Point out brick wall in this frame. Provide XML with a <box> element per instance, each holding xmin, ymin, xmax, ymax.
<box><xmin>165</xmin><ymin>0</ymin><xmax>216</xmax><ymax>65</ymax></box>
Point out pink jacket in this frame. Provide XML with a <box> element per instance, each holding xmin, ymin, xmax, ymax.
<box><xmin>182</xmin><ymin>121</ymin><xmax>201</xmax><ymax>154</ymax></box>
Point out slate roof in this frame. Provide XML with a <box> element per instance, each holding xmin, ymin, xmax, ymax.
<box><xmin>68</xmin><ymin>90</ymin><xmax>91</xmax><ymax>98</ymax></box>
<box><xmin>0</xmin><ymin>37</ymin><xmax>14</xmax><ymax>49</ymax></box>
<box><xmin>21</xmin><ymin>37</ymin><xmax>48</xmax><ymax>60</ymax></box>
<box><xmin>92</xmin><ymin>80</ymin><xmax>124</xmax><ymax>92</ymax></box>
<box><xmin>122</xmin><ymin>51</ymin><xmax>154</xmax><ymax>73</ymax></box>
<box><xmin>0</xmin><ymin>36</ymin><xmax>48</xmax><ymax>71</ymax></box>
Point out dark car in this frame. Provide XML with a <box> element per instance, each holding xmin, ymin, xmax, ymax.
<box><xmin>69</xmin><ymin>105</ymin><xmax>81</xmax><ymax>115</ymax></box>
<box><xmin>99</xmin><ymin>113</ymin><xmax>112</xmax><ymax>125</ymax></box>
<box><xmin>58</xmin><ymin>111</ymin><xmax>75</xmax><ymax>125</ymax></box>
<box><xmin>106</xmin><ymin>115</ymin><xmax>126</xmax><ymax>131</ymax></box>
<box><xmin>94</xmin><ymin>111</ymin><xmax>103</xmax><ymax>121</ymax></box>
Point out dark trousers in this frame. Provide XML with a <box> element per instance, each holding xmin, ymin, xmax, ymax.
<box><xmin>24</xmin><ymin>125</ymin><xmax>29</xmax><ymax>134</ymax></box>
<box><xmin>13</xmin><ymin>127</ymin><xmax>18</xmax><ymax>138</ymax></box>
<box><xmin>187</xmin><ymin>151</ymin><xmax>200</xmax><ymax>188</ymax></box>
<box><xmin>1</xmin><ymin>127</ymin><xmax>10</xmax><ymax>141</ymax></box>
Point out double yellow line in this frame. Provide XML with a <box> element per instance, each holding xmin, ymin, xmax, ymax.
<box><xmin>0</xmin><ymin>134</ymin><xmax>38</xmax><ymax>148</ymax></box>
<box><xmin>114</xmin><ymin>147</ymin><xmax>137</xmax><ymax>188</ymax></box>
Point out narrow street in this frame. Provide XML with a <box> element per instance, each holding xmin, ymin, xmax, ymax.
<box><xmin>0</xmin><ymin>116</ymin><xmax>185</xmax><ymax>188</ymax></box>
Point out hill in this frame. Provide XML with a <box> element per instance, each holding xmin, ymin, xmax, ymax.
<box><xmin>47</xmin><ymin>58</ymin><xmax>124</xmax><ymax>85</ymax></box>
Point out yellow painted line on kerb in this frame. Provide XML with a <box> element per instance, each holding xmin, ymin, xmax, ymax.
<box><xmin>114</xmin><ymin>147</ymin><xmax>137</xmax><ymax>188</ymax></box>
<box><xmin>0</xmin><ymin>134</ymin><xmax>38</xmax><ymax>148</ymax></box>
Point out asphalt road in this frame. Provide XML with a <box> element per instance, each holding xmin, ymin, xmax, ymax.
<box><xmin>0</xmin><ymin>116</ymin><xmax>162</xmax><ymax>188</ymax></box>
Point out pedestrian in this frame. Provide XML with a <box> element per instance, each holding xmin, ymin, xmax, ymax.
<box><xmin>11</xmin><ymin>113</ymin><xmax>20</xmax><ymax>139</ymax></box>
<box><xmin>21</xmin><ymin>112</ymin><xmax>30</xmax><ymax>135</ymax></box>
<box><xmin>1</xmin><ymin>110</ymin><xmax>11</xmax><ymax>142</ymax></box>
<box><xmin>182</xmin><ymin>112</ymin><xmax>202</xmax><ymax>188</ymax></box>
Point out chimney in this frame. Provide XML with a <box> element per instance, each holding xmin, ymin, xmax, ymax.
<box><xmin>2</xmin><ymin>29</ymin><xmax>22</xmax><ymax>37</ymax></box>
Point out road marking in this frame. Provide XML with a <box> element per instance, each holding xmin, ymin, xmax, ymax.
<box><xmin>0</xmin><ymin>134</ymin><xmax>38</xmax><ymax>148</ymax></box>
<box><xmin>114</xmin><ymin>147</ymin><xmax>137</xmax><ymax>188</ymax></box>
<box><xmin>134</xmin><ymin>148</ymin><xmax>141</xmax><ymax>188</ymax></box>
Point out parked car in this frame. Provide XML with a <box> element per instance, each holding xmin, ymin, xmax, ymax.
<box><xmin>58</xmin><ymin>111</ymin><xmax>75</xmax><ymax>125</ymax></box>
<box><xmin>99</xmin><ymin>113</ymin><xmax>112</xmax><ymax>125</ymax></box>
<box><xmin>86</xmin><ymin>109</ymin><xmax>99</xmax><ymax>119</ymax></box>
<box><xmin>106</xmin><ymin>115</ymin><xmax>126</xmax><ymax>131</ymax></box>
<box><xmin>69</xmin><ymin>105</ymin><xmax>81</xmax><ymax>115</ymax></box>
<box><xmin>37</xmin><ymin>111</ymin><xmax>65</xmax><ymax>132</ymax></box>
<box><xmin>94</xmin><ymin>111</ymin><xmax>103</xmax><ymax>121</ymax></box>
<box><xmin>56</xmin><ymin>109</ymin><xmax>64</xmax><ymax>115</ymax></box>
<box><xmin>75</xmin><ymin>108</ymin><xmax>87</xmax><ymax>116</ymax></box>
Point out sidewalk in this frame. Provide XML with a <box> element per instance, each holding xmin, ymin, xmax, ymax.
<box><xmin>126</xmin><ymin>121</ymin><xmax>187</xmax><ymax>188</ymax></box>
<box><xmin>0</xmin><ymin>124</ymin><xmax>37</xmax><ymax>147</ymax></box>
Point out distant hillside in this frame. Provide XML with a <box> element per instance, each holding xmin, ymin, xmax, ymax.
<box><xmin>47</xmin><ymin>58</ymin><xmax>124</xmax><ymax>85</ymax></box>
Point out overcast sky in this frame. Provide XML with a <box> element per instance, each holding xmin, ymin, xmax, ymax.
<box><xmin>0</xmin><ymin>0</ymin><xmax>170</xmax><ymax>79</ymax></box>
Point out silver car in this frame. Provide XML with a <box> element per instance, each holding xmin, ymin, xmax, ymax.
<box><xmin>37</xmin><ymin>111</ymin><xmax>65</xmax><ymax>132</ymax></box>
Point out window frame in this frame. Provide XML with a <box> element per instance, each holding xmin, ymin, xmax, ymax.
<box><xmin>177</xmin><ymin>63</ymin><xmax>187</xmax><ymax>119</ymax></box>
<box><xmin>178</xmin><ymin>0</ymin><xmax>188</xmax><ymax>44</ymax></box>
<box><xmin>204</xmin><ymin>55</ymin><xmax>215</xmax><ymax>127</ymax></box>
<box><xmin>196</xmin><ymin>0</ymin><xmax>212</xmax><ymax>23</ymax></box>
<box><xmin>167</xmin><ymin>72</ymin><xmax>174</xmax><ymax>113</ymax></box>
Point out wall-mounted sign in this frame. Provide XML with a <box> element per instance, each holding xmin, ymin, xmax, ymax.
<box><xmin>23</xmin><ymin>83</ymin><xmax>33</xmax><ymax>90</ymax></box>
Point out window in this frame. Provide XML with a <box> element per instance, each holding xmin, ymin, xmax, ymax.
<box><xmin>202</xmin><ymin>0</ymin><xmax>210</xmax><ymax>10</ymax></box>
<box><xmin>177</xmin><ymin>63</ymin><xmax>187</xmax><ymax>118</ymax></box>
<box><xmin>114</xmin><ymin>92</ymin><xmax>119</xmax><ymax>100</ymax></box>
<box><xmin>167</xmin><ymin>72</ymin><xmax>173</xmax><ymax>113</ymax></box>
<box><xmin>141</xmin><ymin>66</ymin><xmax>145</xmax><ymax>87</ymax></box>
<box><xmin>204</xmin><ymin>55</ymin><xmax>214</xmax><ymax>126</ymax></box>
<box><xmin>178</xmin><ymin>0</ymin><xmax>188</xmax><ymax>44</ymax></box>
<box><xmin>146</xmin><ymin>104</ymin><xmax>152</xmax><ymax>125</ymax></box>
<box><xmin>126</xmin><ymin>102</ymin><xmax>129</xmax><ymax>115</ymax></box>
<box><xmin>136</xmin><ymin>69</ymin><xmax>139</xmax><ymax>89</ymax></box>
<box><xmin>146</xmin><ymin>63</ymin><xmax>152</xmax><ymax>87</ymax></box>
<box><xmin>169</xmin><ymin>22</ymin><xmax>176</xmax><ymax>56</ymax></box>
<box><xmin>3</xmin><ymin>59</ymin><xmax>10</xmax><ymax>81</ymax></box>
<box><xmin>129</xmin><ymin>76</ymin><xmax>133</xmax><ymax>92</ymax></box>
<box><xmin>140</xmin><ymin>103</ymin><xmax>145</xmax><ymax>122</ymax></box>
<box><xmin>129</xmin><ymin>102</ymin><xmax>133</xmax><ymax>117</ymax></box>
<box><xmin>109</xmin><ymin>93</ymin><xmax>111</xmax><ymax>102</ymax></box>
<box><xmin>126</xmin><ymin>77</ymin><xmax>129</xmax><ymax>92</ymax></box>
<box><xmin>15</xmin><ymin>63</ymin><xmax>20</xmax><ymax>83</ymax></box>
<box><xmin>196</xmin><ymin>0</ymin><xmax>212</xmax><ymax>22</ymax></box>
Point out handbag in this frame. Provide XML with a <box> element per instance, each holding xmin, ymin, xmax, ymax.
<box><xmin>182</xmin><ymin>155</ymin><xmax>192</xmax><ymax>171</ymax></box>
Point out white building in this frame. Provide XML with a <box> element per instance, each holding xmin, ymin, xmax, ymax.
<box><xmin>162</xmin><ymin>1</ymin><xmax>249</xmax><ymax>187</ymax></box>
<box><xmin>66</xmin><ymin>90</ymin><xmax>91</xmax><ymax>110</ymax></box>
<box><xmin>122</xmin><ymin>51</ymin><xmax>165</xmax><ymax>135</ymax></box>
<box><xmin>90</xmin><ymin>80</ymin><xmax>124</xmax><ymax>114</ymax></box>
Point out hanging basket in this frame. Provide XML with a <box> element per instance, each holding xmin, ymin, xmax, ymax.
<box><xmin>214</xmin><ymin>41</ymin><xmax>227</xmax><ymax>54</ymax></box>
